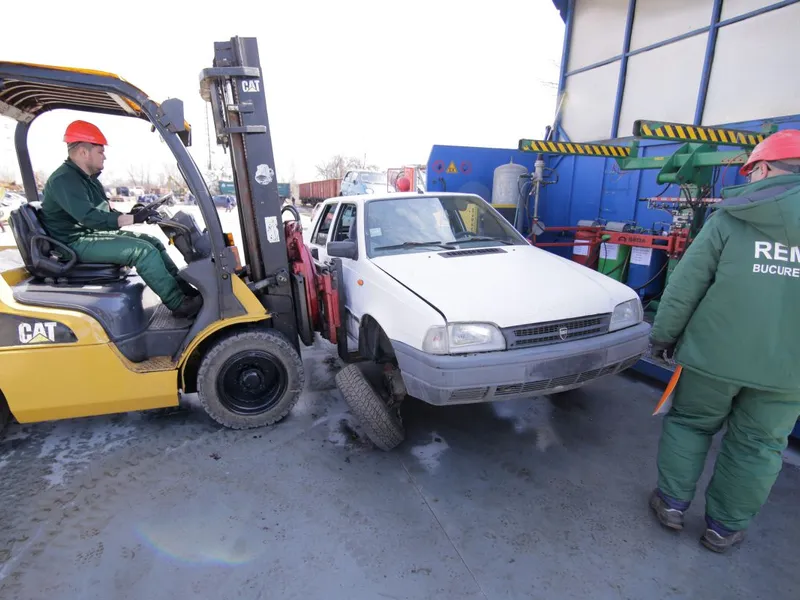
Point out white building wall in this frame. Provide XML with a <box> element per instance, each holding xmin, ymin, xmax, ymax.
<box><xmin>559</xmin><ymin>0</ymin><xmax>800</xmax><ymax>142</ymax></box>
<box><xmin>703</xmin><ymin>3</ymin><xmax>800</xmax><ymax>125</ymax></box>
<box><xmin>618</xmin><ymin>33</ymin><xmax>708</xmax><ymax>136</ymax></box>
<box><xmin>566</xmin><ymin>0</ymin><xmax>628</xmax><ymax>71</ymax></box>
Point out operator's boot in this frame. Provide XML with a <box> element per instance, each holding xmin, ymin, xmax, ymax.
<box><xmin>649</xmin><ymin>488</ymin><xmax>686</xmax><ymax>531</ymax></box>
<box><xmin>700</xmin><ymin>517</ymin><xmax>745</xmax><ymax>553</ymax></box>
<box><xmin>172</xmin><ymin>294</ymin><xmax>203</xmax><ymax>319</ymax></box>
<box><xmin>178</xmin><ymin>279</ymin><xmax>200</xmax><ymax>297</ymax></box>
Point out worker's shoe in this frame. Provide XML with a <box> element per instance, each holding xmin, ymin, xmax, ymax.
<box><xmin>649</xmin><ymin>488</ymin><xmax>687</xmax><ymax>531</ymax></box>
<box><xmin>700</xmin><ymin>518</ymin><xmax>745</xmax><ymax>553</ymax></box>
<box><xmin>171</xmin><ymin>294</ymin><xmax>203</xmax><ymax>319</ymax></box>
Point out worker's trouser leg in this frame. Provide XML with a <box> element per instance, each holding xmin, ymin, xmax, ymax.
<box><xmin>112</xmin><ymin>230</ymin><xmax>181</xmax><ymax>277</ymax></box>
<box><xmin>69</xmin><ymin>232</ymin><xmax>185</xmax><ymax>311</ymax></box>
<box><xmin>657</xmin><ymin>368</ymin><xmax>800</xmax><ymax>531</ymax></box>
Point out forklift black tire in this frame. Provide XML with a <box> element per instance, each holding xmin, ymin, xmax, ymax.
<box><xmin>197</xmin><ymin>329</ymin><xmax>304</xmax><ymax>430</ymax></box>
<box><xmin>335</xmin><ymin>364</ymin><xmax>404</xmax><ymax>451</ymax></box>
<box><xmin>0</xmin><ymin>395</ymin><xmax>10</xmax><ymax>433</ymax></box>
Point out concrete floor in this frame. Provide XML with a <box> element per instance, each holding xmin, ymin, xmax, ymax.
<box><xmin>2</xmin><ymin>213</ymin><xmax>800</xmax><ymax>599</ymax></box>
<box><xmin>1</xmin><ymin>334</ymin><xmax>799</xmax><ymax>600</ymax></box>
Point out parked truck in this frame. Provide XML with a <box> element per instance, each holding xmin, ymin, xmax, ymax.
<box><xmin>299</xmin><ymin>178</ymin><xmax>341</xmax><ymax>206</ymax></box>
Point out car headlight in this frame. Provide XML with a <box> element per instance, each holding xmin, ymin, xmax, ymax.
<box><xmin>609</xmin><ymin>298</ymin><xmax>643</xmax><ymax>332</ymax></box>
<box><xmin>422</xmin><ymin>323</ymin><xmax>506</xmax><ymax>355</ymax></box>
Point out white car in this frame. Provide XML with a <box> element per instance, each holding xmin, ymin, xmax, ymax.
<box><xmin>0</xmin><ymin>191</ymin><xmax>27</xmax><ymax>222</ymax></box>
<box><xmin>308</xmin><ymin>192</ymin><xmax>650</xmax><ymax>450</ymax></box>
<box><xmin>340</xmin><ymin>170</ymin><xmax>391</xmax><ymax>196</ymax></box>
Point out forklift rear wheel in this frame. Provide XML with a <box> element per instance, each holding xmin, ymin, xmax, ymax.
<box><xmin>197</xmin><ymin>329</ymin><xmax>304</xmax><ymax>429</ymax></box>
<box><xmin>0</xmin><ymin>393</ymin><xmax>10</xmax><ymax>432</ymax></box>
<box><xmin>335</xmin><ymin>364</ymin><xmax>404</xmax><ymax>451</ymax></box>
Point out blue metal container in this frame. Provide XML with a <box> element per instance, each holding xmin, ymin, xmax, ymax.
<box><xmin>625</xmin><ymin>246</ymin><xmax>668</xmax><ymax>300</ymax></box>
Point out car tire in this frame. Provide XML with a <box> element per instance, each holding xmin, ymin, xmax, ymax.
<box><xmin>335</xmin><ymin>364</ymin><xmax>404</xmax><ymax>451</ymax></box>
<box><xmin>197</xmin><ymin>328</ymin><xmax>304</xmax><ymax>429</ymax></box>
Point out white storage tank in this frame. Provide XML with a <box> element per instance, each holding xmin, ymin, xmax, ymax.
<box><xmin>491</xmin><ymin>159</ymin><xmax>528</xmax><ymax>206</ymax></box>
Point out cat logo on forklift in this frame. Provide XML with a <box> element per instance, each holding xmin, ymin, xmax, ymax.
<box><xmin>242</xmin><ymin>80</ymin><xmax>261</xmax><ymax>93</ymax></box>
<box><xmin>0</xmin><ymin>314</ymin><xmax>78</xmax><ymax>348</ymax></box>
<box><xmin>18</xmin><ymin>321</ymin><xmax>57</xmax><ymax>344</ymax></box>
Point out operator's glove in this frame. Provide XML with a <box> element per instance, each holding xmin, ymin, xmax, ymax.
<box><xmin>649</xmin><ymin>338</ymin><xmax>676</xmax><ymax>361</ymax></box>
<box><xmin>132</xmin><ymin>205</ymin><xmax>158</xmax><ymax>224</ymax></box>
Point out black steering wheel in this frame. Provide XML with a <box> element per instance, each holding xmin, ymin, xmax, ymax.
<box><xmin>148</xmin><ymin>192</ymin><xmax>174</xmax><ymax>210</ymax></box>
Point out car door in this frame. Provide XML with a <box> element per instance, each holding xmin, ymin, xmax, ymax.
<box><xmin>308</xmin><ymin>200</ymin><xmax>339</xmax><ymax>265</ymax></box>
<box><xmin>324</xmin><ymin>202</ymin><xmax>363</xmax><ymax>347</ymax></box>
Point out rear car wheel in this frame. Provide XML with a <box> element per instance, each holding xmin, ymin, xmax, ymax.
<box><xmin>335</xmin><ymin>364</ymin><xmax>404</xmax><ymax>451</ymax></box>
<box><xmin>197</xmin><ymin>329</ymin><xmax>304</xmax><ymax>429</ymax></box>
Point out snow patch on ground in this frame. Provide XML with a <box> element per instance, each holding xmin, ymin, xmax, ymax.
<box><xmin>36</xmin><ymin>420</ymin><xmax>137</xmax><ymax>487</ymax></box>
<box><xmin>411</xmin><ymin>432</ymin><xmax>449</xmax><ymax>473</ymax></box>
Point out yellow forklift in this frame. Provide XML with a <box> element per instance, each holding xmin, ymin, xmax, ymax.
<box><xmin>0</xmin><ymin>37</ymin><xmax>346</xmax><ymax>431</ymax></box>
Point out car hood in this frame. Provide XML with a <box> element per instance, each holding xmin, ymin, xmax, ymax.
<box><xmin>370</xmin><ymin>245</ymin><xmax>636</xmax><ymax>327</ymax></box>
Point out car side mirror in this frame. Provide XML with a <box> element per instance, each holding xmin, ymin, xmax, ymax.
<box><xmin>327</xmin><ymin>240</ymin><xmax>358</xmax><ymax>260</ymax></box>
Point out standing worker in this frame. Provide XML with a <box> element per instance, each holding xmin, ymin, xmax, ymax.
<box><xmin>40</xmin><ymin>120</ymin><xmax>202</xmax><ymax>319</ymax></box>
<box><xmin>648</xmin><ymin>129</ymin><xmax>800</xmax><ymax>553</ymax></box>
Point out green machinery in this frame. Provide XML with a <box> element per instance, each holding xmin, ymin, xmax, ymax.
<box><xmin>520</xmin><ymin>119</ymin><xmax>776</xmax><ymax>234</ymax></box>
<box><xmin>519</xmin><ymin>118</ymin><xmax>777</xmax><ymax>274</ymax></box>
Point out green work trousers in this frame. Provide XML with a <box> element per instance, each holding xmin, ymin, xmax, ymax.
<box><xmin>69</xmin><ymin>230</ymin><xmax>185</xmax><ymax>311</ymax></box>
<box><xmin>657</xmin><ymin>367</ymin><xmax>800</xmax><ymax>531</ymax></box>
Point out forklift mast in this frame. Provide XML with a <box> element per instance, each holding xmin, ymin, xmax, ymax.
<box><xmin>200</xmin><ymin>37</ymin><xmax>298</xmax><ymax>347</ymax></box>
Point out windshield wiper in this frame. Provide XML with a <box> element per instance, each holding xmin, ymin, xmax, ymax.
<box><xmin>375</xmin><ymin>240</ymin><xmax>457</xmax><ymax>251</ymax></box>
<box><xmin>455</xmin><ymin>235</ymin><xmax>515</xmax><ymax>245</ymax></box>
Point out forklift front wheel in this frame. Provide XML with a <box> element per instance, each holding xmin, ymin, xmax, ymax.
<box><xmin>197</xmin><ymin>329</ymin><xmax>304</xmax><ymax>429</ymax></box>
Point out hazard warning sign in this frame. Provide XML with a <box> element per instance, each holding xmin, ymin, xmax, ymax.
<box><xmin>446</xmin><ymin>161</ymin><xmax>458</xmax><ymax>174</ymax></box>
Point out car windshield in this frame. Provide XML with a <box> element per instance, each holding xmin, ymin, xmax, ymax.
<box><xmin>365</xmin><ymin>195</ymin><xmax>527</xmax><ymax>257</ymax></box>
<box><xmin>360</xmin><ymin>172</ymin><xmax>384</xmax><ymax>184</ymax></box>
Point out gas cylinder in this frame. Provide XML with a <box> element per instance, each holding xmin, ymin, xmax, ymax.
<box><xmin>625</xmin><ymin>244</ymin><xmax>668</xmax><ymax>300</ymax></box>
<box><xmin>572</xmin><ymin>219</ymin><xmax>600</xmax><ymax>269</ymax></box>
<box><xmin>491</xmin><ymin>159</ymin><xmax>528</xmax><ymax>206</ymax></box>
<box><xmin>597</xmin><ymin>222</ymin><xmax>633</xmax><ymax>282</ymax></box>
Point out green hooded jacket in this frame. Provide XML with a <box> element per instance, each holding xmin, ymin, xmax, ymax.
<box><xmin>40</xmin><ymin>159</ymin><xmax>121</xmax><ymax>244</ymax></box>
<box><xmin>650</xmin><ymin>174</ymin><xmax>800</xmax><ymax>392</ymax></box>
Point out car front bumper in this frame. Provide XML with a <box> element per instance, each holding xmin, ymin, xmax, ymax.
<box><xmin>392</xmin><ymin>322</ymin><xmax>651</xmax><ymax>406</ymax></box>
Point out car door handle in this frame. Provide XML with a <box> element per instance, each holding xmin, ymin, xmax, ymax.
<box><xmin>311</xmin><ymin>248</ymin><xmax>319</xmax><ymax>259</ymax></box>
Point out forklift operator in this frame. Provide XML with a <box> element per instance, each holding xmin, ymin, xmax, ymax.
<box><xmin>40</xmin><ymin>120</ymin><xmax>202</xmax><ymax>319</ymax></box>
<box><xmin>647</xmin><ymin>129</ymin><xmax>800</xmax><ymax>553</ymax></box>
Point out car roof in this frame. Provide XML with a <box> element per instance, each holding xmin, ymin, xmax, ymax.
<box><xmin>321</xmin><ymin>191</ymin><xmax>483</xmax><ymax>205</ymax></box>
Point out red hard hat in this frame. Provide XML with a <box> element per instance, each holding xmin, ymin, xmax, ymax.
<box><xmin>396</xmin><ymin>176</ymin><xmax>411</xmax><ymax>192</ymax></box>
<box><xmin>740</xmin><ymin>129</ymin><xmax>800</xmax><ymax>176</ymax></box>
<box><xmin>63</xmin><ymin>120</ymin><xmax>108</xmax><ymax>145</ymax></box>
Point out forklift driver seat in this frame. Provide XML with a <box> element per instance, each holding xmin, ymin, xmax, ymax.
<box><xmin>9</xmin><ymin>202</ymin><xmax>129</xmax><ymax>284</ymax></box>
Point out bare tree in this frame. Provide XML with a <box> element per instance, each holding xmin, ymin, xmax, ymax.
<box><xmin>158</xmin><ymin>162</ymin><xmax>186</xmax><ymax>193</ymax></box>
<box><xmin>127</xmin><ymin>163</ymin><xmax>153</xmax><ymax>189</ymax></box>
<box><xmin>315</xmin><ymin>154</ymin><xmax>380</xmax><ymax>180</ymax></box>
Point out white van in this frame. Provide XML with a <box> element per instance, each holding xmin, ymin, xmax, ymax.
<box><xmin>308</xmin><ymin>192</ymin><xmax>650</xmax><ymax>450</ymax></box>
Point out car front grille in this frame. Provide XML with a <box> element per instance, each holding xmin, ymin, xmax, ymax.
<box><xmin>504</xmin><ymin>314</ymin><xmax>611</xmax><ymax>349</ymax></box>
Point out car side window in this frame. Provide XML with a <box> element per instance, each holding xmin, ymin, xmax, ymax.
<box><xmin>313</xmin><ymin>204</ymin><xmax>338</xmax><ymax>245</ymax></box>
<box><xmin>331</xmin><ymin>204</ymin><xmax>357</xmax><ymax>242</ymax></box>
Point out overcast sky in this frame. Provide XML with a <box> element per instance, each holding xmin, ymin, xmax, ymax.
<box><xmin>1</xmin><ymin>0</ymin><xmax>564</xmax><ymax>187</ymax></box>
